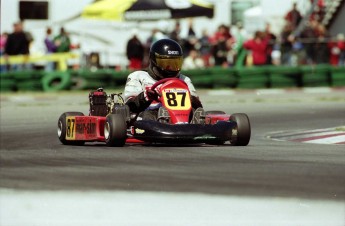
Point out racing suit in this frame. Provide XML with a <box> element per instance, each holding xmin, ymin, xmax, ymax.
<box><xmin>124</xmin><ymin>69</ymin><xmax>202</xmax><ymax>115</ymax></box>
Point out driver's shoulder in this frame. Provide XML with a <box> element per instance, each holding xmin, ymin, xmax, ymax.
<box><xmin>128</xmin><ymin>70</ymin><xmax>149</xmax><ymax>78</ymax></box>
<box><xmin>179</xmin><ymin>73</ymin><xmax>191</xmax><ymax>82</ymax></box>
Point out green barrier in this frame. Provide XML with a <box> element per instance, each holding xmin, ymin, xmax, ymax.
<box><xmin>236</xmin><ymin>66</ymin><xmax>269</xmax><ymax>89</ymax></box>
<box><xmin>181</xmin><ymin>68</ymin><xmax>213</xmax><ymax>88</ymax></box>
<box><xmin>71</xmin><ymin>77</ymin><xmax>108</xmax><ymax>90</ymax></box>
<box><xmin>209</xmin><ymin>67</ymin><xmax>237</xmax><ymax>88</ymax></box>
<box><xmin>191</xmin><ymin>75</ymin><xmax>214</xmax><ymax>88</ymax></box>
<box><xmin>77</xmin><ymin>69</ymin><xmax>112</xmax><ymax>80</ymax></box>
<box><xmin>17</xmin><ymin>81</ymin><xmax>43</xmax><ymax>91</ymax></box>
<box><xmin>42</xmin><ymin>71</ymin><xmax>72</xmax><ymax>91</ymax></box>
<box><xmin>0</xmin><ymin>72</ymin><xmax>13</xmax><ymax>79</ymax></box>
<box><xmin>0</xmin><ymin>79</ymin><xmax>16</xmax><ymax>92</ymax></box>
<box><xmin>301</xmin><ymin>64</ymin><xmax>331</xmax><ymax>87</ymax></box>
<box><xmin>11</xmin><ymin>70</ymin><xmax>44</xmax><ymax>81</ymax></box>
<box><xmin>181</xmin><ymin>68</ymin><xmax>210</xmax><ymax>78</ymax></box>
<box><xmin>269</xmin><ymin>66</ymin><xmax>302</xmax><ymax>88</ymax></box>
<box><xmin>1</xmin><ymin>64</ymin><xmax>342</xmax><ymax>93</ymax></box>
<box><xmin>330</xmin><ymin>66</ymin><xmax>345</xmax><ymax>87</ymax></box>
<box><xmin>110</xmin><ymin>70</ymin><xmax>130</xmax><ymax>87</ymax></box>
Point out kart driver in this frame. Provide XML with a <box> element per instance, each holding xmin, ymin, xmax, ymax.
<box><xmin>124</xmin><ymin>38</ymin><xmax>204</xmax><ymax>122</ymax></box>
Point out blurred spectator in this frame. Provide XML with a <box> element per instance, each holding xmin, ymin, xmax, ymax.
<box><xmin>310</xmin><ymin>0</ymin><xmax>325</xmax><ymax>22</ymax></box>
<box><xmin>54</xmin><ymin>27</ymin><xmax>71</xmax><ymax>53</ymax></box>
<box><xmin>232</xmin><ymin>21</ymin><xmax>247</xmax><ymax>53</ymax></box>
<box><xmin>4</xmin><ymin>21</ymin><xmax>31</xmax><ymax>71</ymax></box>
<box><xmin>284</xmin><ymin>2</ymin><xmax>303</xmax><ymax>29</ymax></box>
<box><xmin>314</xmin><ymin>24</ymin><xmax>329</xmax><ymax>64</ymax></box>
<box><xmin>328</xmin><ymin>33</ymin><xmax>345</xmax><ymax>66</ymax></box>
<box><xmin>143</xmin><ymin>29</ymin><xmax>167</xmax><ymax>67</ymax></box>
<box><xmin>264</xmin><ymin>23</ymin><xmax>277</xmax><ymax>64</ymax></box>
<box><xmin>169</xmin><ymin>21</ymin><xmax>182</xmax><ymax>43</ymax></box>
<box><xmin>211</xmin><ymin>24</ymin><xmax>232</xmax><ymax>67</ymax></box>
<box><xmin>183</xmin><ymin>49</ymin><xmax>205</xmax><ymax>70</ymax></box>
<box><xmin>198</xmin><ymin>29</ymin><xmax>213</xmax><ymax>66</ymax></box>
<box><xmin>187</xmin><ymin>19</ymin><xmax>196</xmax><ymax>37</ymax></box>
<box><xmin>280</xmin><ymin>23</ymin><xmax>294</xmax><ymax>65</ymax></box>
<box><xmin>44</xmin><ymin>27</ymin><xmax>56</xmax><ymax>71</ymax></box>
<box><xmin>0</xmin><ymin>32</ymin><xmax>8</xmax><ymax>72</ymax></box>
<box><xmin>126</xmin><ymin>29</ymin><xmax>144</xmax><ymax>70</ymax></box>
<box><xmin>243</xmin><ymin>31</ymin><xmax>268</xmax><ymax>66</ymax></box>
<box><xmin>301</xmin><ymin>19</ymin><xmax>319</xmax><ymax>64</ymax></box>
<box><xmin>338</xmin><ymin>34</ymin><xmax>345</xmax><ymax>66</ymax></box>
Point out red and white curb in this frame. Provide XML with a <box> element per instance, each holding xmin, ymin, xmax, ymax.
<box><xmin>267</xmin><ymin>126</ymin><xmax>345</xmax><ymax>144</ymax></box>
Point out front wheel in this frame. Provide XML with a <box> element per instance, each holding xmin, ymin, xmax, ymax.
<box><xmin>57</xmin><ymin>112</ymin><xmax>85</xmax><ymax>145</ymax></box>
<box><xmin>229</xmin><ymin>113</ymin><xmax>251</xmax><ymax>146</ymax></box>
<box><xmin>104</xmin><ymin>114</ymin><xmax>127</xmax><ymax>147</ymax></box>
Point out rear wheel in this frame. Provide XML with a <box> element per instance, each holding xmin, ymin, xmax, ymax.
<box><xmin>229</xmin><ymin>113</ymin><xmax>251</xmax><ymax>146</ymax></box>
<box><xmin>57</xmin><ymin>112</ymin><xmax>85</xmax><ymax>145</ymax></box>
<box><xmin>104</xmin><ymin>114</ymin><xmax>127</xmax><ymax>147</ymax></box>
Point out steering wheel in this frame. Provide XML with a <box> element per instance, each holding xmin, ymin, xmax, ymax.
<box><xmin>150</xmin><ymin>78</ymin><xmax>182</xmax><ymax>91</ymax></box>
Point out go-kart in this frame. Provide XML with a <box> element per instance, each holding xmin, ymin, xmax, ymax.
<box><xmin>57</xmin><ymin>78</ymin><xmax>251</xmax><ymax>146</ymax></box>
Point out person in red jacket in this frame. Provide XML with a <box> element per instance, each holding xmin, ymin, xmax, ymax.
<box><xmin>243</xmin><ymin>31</ymin><xmax>268</xmax><ymax>66</ymax></box>
<box><xmin>328</xmin><ymin>33</ymin><xmax>345</xmax><ymax>66</ymax></box>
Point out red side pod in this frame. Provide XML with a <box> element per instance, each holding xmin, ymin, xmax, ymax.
<box><xmin>205</xmin><ymin>114</ymin><xmax>231</xmax><ymax>124</ymax></box>
<box><xmin>74</xmin><ymin>116</ymin><xmax>106</xmax><ymax>141</ymax></box>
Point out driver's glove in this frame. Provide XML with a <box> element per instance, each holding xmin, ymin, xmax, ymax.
<box><xmin>144</xmin><ymin>89</ymin><xmax>159</xmax><ymax>102</ymax></box>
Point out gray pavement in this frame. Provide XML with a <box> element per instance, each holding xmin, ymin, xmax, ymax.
<box><xmin>1</xmin><ymin>88</ymin><xmax>345</xmax><ymax>225</ymax></box>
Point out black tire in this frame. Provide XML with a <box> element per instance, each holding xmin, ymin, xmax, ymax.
<box><xmin>229</xmin><ymin>113</ymin><xmax>251</xmax><ymax>146</ymax></box>
<box><xmin>57</xmin><ymin>112</ymin><xmax>85</xmax><ymax>145</ymax></box>
<box><xmin>104</xmin><ymin>114</ymin><xmax>127</xmax><ymax>147</ymax></box>
<box><xmin>205</xmin><ymin>110</ymin><xmax>226</xmax><ymax>115</ymax></box>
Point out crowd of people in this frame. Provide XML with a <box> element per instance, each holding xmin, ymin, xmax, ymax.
<box><xmin>125</xmin><ymin>2</ymin><xmax>345</xmax><ymax>70</ymax></box>
<box><xmin>0</xmin><ymin>21</ymin><xmax>74</xmax><ymax>72</ymax></box>
<box><xmin>1</xmin><ymin>2</ymin><xmax>344</xmax><ymax>73</ymax></box>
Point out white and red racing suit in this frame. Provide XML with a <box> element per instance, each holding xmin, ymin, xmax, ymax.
<box><xmin>124</xmin><ymin>70</ymin><xmax>202</xmax><ymax>113</ymax></box>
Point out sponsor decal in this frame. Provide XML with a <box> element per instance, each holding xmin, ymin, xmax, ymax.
<box><xmin>76</xmin><ymin>119</ymin><xmax>97</xmax><ymax>135</ymax></box>
<box><xmin>125</xmin><ymin>10</ymin><xmax>171</xmax><ymax>20</ymax></box>
<box><xmin>165</xmin><ymin>0</ymin><xmax>192</xmax><ymax>9</ymax></box>
<box><xmin>135</xmin><ymin>128</ymin><xmax>145</xmax><ymax>134</ymax></box>
<box><xmin>194</xmin><ymin>135</ymin><xmax>216</xmax><ymax>140</ymax></box>
<box><xmin>168</xmin><ymin>50</ymin><xmax>179</xmax><ymax>55</ymax></box>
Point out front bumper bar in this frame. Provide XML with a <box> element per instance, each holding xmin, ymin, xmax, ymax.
<box><xmin>132</xmin><ymin>120</ymin><xmax>237</xmax><ymax>143</ymax></box>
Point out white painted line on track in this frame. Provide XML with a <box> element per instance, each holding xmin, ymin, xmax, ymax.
<box><xmin>268</xmin><ymin>126</ymin><xmax>345</xmax><ymax>145</ymax></box>
<box><xmin>0</xmin><ymin>189</ymin><xmax>344</xmax><ymax>226</ymax></box>
<box><xmin>304</xmin><ymin>135</ymin><xmax>345</xmax><ymax>144</ymax></box>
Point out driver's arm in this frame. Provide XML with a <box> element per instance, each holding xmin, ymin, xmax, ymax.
<box><xmin>124</xmin><ymin>72</ymin><xmax>152</xmax><ymax>113</ymax></box>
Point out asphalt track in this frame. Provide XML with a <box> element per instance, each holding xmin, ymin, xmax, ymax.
<box><xmin>1</xmin><ymin>88</ymin><xmax>345</xmax><ymax>225</ymax></box>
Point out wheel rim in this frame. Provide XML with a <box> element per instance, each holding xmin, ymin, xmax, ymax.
<box><xmin>57</xmin><ymin>120</ymin><xmax>63</xmax><ymax>138</ymax></box>
<box><xmin>104</xmin><ymin>121</ymin><xmax>110</xmax><ymax>140</ymax></box>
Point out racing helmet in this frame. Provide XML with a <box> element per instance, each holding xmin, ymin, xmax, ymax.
<box><xmin>149</xmin><ymin>38</ymin><xmax>183</xmax><ymax>79</ymax></box>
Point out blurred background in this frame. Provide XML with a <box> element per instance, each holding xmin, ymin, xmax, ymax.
<box><xmin>1</xmin><ymin>0</ymin><xmax>344</xmax><ymax>91</ymax></box>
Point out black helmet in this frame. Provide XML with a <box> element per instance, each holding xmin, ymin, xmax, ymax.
<box><xmin>149</xmin><ymin>38</ymin><xmax>183</xmax><ymax>79</ymax></box>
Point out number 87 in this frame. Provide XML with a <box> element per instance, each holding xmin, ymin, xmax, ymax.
<box><xmin>165</xmin><ymin>92</ymin><xmax>186</xmax><ymax>107</ymax></box>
